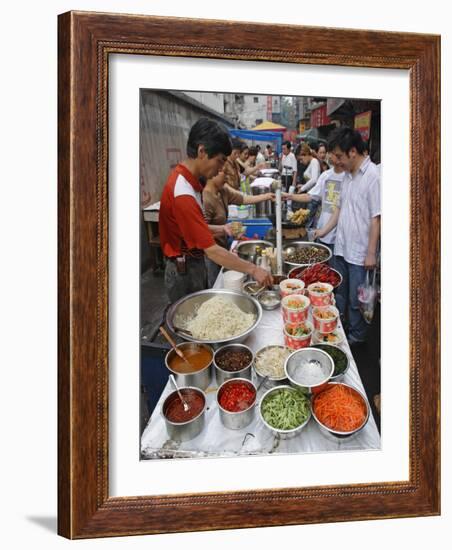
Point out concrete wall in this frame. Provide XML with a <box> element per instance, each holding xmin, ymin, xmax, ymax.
<box><xmin>140</xmin><ymin>90</ymin><xmax>232</xmax><ymax>204</ymax></box>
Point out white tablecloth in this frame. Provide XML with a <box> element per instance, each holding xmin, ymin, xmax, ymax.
<box><xmin>141</xmin><ymin>275</ymin><xmax>381</xmax><ymax>459</ymax></box>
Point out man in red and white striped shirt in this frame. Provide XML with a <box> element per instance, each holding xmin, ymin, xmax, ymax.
<box><xmin>159</xmin><ymin>118</ymin><xmax>273</xmax><ymax>303</ymax></box>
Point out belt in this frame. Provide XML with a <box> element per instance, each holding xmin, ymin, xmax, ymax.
<box><xmin>167</xmin><ymin>255</ymin><xmax>204</xmax><ymax>262</ymax></box>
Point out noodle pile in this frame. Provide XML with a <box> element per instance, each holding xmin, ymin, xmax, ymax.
<box><xmin>186</xmin><ymin>296</ymin><xmax>256</xmax><ymax>340</ymax></box>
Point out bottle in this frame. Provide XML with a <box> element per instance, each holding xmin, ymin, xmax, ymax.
<box><xmin>287</xmin><ymin>184</ymin><xmax>295</xmax><ymax>216</ymax></box>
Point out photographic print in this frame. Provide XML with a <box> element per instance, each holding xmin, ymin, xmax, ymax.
<box><xmin>58</xmin><ymin>11</ymin><xmax>439</xmax><ymax>537</ymax></box>
<box><xmin>139</xmin><ymin>90</ymin><xmax>382</xmax><ymax>460</ymax></box>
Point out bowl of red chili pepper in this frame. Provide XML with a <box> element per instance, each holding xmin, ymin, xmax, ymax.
<box><xmin>216</xmin><ymin>378</ymin><xmax>257</xmax><ymax>430</ymax></box>
<box><xmin>289</xmin><ymin>263</ymin><xmax>343</xmax><ymax>290</ymax></box>
<box><xmin>311</xmin><ymin>382</ymin><xmax>370</xmax><ymax>440</ymax></box>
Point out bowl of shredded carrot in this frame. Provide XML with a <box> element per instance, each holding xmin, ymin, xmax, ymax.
<box><xmin>311</xmin><ymin>382</ymin><xmax>370</xmax><ymax>439</ymax></box>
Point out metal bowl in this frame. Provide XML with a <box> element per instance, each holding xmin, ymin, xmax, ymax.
<box><xmin>242</xmin><ymin>280</ymin><xmax>264</xmax><ymax>297</ymax></box>
<box><xmin>258</xmin><ymin>290</ymin><xmax>281</xmax><ymax>310</ymax></box>
<box><xmin>213</xmin><ymin>344</ymin><xmax>254</xmax><ymax>386</ymax></box>
<box><xmin>166</xmin><ymin>289</ymin><xmax>262</xmax><ymax>346</ymax></box>
<box><xmin>312</xmin><ymin>344</ymin><xmax>350</xmax><ymax>382</ymax></box>
<box><xmin>312</xmin><ymin>329</ymin><xmax>344</xmax><ymax>346</ymax></box>
<box><xmin>217</xmin><ymin>378</ymin><xmax>257</xmax><ymax>430</ymax></box>
<box><xmin>259</xmin><ymin>168</ymin><xmax>279</xmax><ymax>177</ymax></box>
<box><xmin>311</xmin><ymin>382</ymin><xmax>370</xmax><ymax>440</ymax></box>
<box><xmin>258</xmin><ymin>385</ymin><xmax>311</xmax><ymax>439</ymax></box>
<box><xmin>284</xmin><ymin>347</ymin><xmax>334</xmax><ymax>394</ymax></box>
<box><xmin>288</xmin><ymin>265</ymin><xmax>343</xmax><ymax>290</ymax></box>
<box><xmin>165</xmin><ymin>342</ymin><xmax>213</xmax><ymax>390</ymax></box>
<box><xmin>235</xmin><ymin>240</ymin><xmax>273</xmax><ymax>264</ymax></box>
<box><xmin>162</xmin><ymin>387</ymin><xmax>207</xmax><ymax>442</ymax></box>
<box><xmin>283</xmin><ymin>241</ymin><xmax>332</xmax><ymax>272</ymax></box>
<box><xmin>253</xmin><ymin>345</ymin><xmax>291</xmax><ymax>388</ymax></box>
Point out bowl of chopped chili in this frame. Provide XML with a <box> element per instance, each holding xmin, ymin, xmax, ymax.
<box><xmin>216</xmin><ymin>378</ymin><xmax>257</xmax><ymax>430</ymax></box>
<box><xmin>289</xmin><ymin>263</ymin><xmax>343</xmax><ymax>289</ymax></box>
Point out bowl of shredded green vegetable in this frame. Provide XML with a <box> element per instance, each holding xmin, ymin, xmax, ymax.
<box><xmin>312</xmin><ymin>344</ymin><xmax>349</xmax><ymax>381</ymax></box>
<box><xmin>258</xmin><ymin>385</ymin><xmax>311</xmax><ymax>439</ymax></box>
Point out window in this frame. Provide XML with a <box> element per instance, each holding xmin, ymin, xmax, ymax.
<box><xmin>253</xmin><ymin>97</ymin><xmax>259</xmax><ymax>103</ymax></box>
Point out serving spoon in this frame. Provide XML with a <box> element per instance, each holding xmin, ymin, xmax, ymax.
<box><xmin>169</xmin><ymin>374</ymin><xmax>190</xmax><ymax>412</ymax></box>
<box><xmin>159</xmin><ymin>326</ymin><xmax>192</xmax><ymax>368</ymax></box>
<box><xmin>172</xmin><ymin>325</ymin><xmax>193</xmax><ymax>338</ymax></box>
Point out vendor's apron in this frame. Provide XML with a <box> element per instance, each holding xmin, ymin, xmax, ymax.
<box><xmin>164</xmin><ymin>256</ymin><xmax>207</xmax><ymax>303</ymax></box>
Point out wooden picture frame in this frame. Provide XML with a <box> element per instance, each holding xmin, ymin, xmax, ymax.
<box><xmin>58</xmin><ymin>11</ymin><xmax>440</xmax><ymax>538</ymax></box>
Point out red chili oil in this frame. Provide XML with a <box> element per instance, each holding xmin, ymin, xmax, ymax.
<box><xmin>219</xmin><ymin>381</ymin><xmax>256</xmax><ymax>412</ymax></box>
<box><xmin>164</xmin><ymin>390</ymin><xmax>205</xmax><ymax>423</ymax></box>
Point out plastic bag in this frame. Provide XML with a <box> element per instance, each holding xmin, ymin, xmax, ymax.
<box><xmin>357</xmin><ymin>269</ymin><xmax>377</xmax><ymax>324</ymax></box>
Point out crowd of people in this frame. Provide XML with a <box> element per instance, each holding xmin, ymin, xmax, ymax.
<box><xmin>157</xmin><ymin>117</ymin><xmax>380</xmax><ymax>345</ymax></box>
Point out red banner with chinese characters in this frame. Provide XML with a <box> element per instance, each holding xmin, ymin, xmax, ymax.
<box><xmin>283</xmin><ymin>129</ymin><xmax>297</xmax><ymax>143</ymax></box>
<box><xmin>354</xmin><ymin>111</ymin><xmax>372</xmax><ymax>141</ymax></box>
<box><xmin>267</xmin><ymin>96</ymin><xmax>272</xmax><ymax>121</ymax></box>
<box><xmin>299</xmin><ymin>119</ymin><xmax>309</xmax><ymax>133</ymax></box>
<box><xmin>310</xmin><ymin>104</ymin><xmax>330</xmax><ymax>128</ymax></box>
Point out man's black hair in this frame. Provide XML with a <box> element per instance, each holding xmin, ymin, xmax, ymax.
<box><xmin>312</xmin><ymin>142</ymin><xmax>326</xmax><ymax>152</ymax></box>
<box><xmin>231</xmin><ymin>137</ymin><xmax>244</xmax><ymax>151</ymax></box>
<box><xmin>186</xmin><ymin>117</ymin><xmax>232</xmax><ymax>159</ymax></box>
<box><xmin>248</xmin><ymin>146</ymin><xmax>258</xmax><ymax>157</ymax></box>
<box><xmin>327</xmin><ymin>127</ymin><xmax>365</xmax><ymax>155</ymax></box>
<box><xmin>283</xmin><ymin>141</ymin><xmax>292</xmax><ymax>149</ymax></box>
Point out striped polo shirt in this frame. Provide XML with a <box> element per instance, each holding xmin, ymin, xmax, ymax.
<box><xmin>159</xmin><ymin>164</ymin><xmax>215</xmax><ymax>258</ymax></box>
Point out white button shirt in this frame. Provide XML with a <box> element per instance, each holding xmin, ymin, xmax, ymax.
<box><xmin>334</xmin><ymin>156</ymin><xmax>381</xmax><ymax>266</ymax></box>
<box><xmin>281</xmin><ymin>152</ymin><xmax>297</xmax><ymax>175</ymax></box>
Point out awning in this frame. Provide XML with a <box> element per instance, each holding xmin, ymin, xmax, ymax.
<box><xmin>296</xmin><ymin>128</ymin><xmax>327</xmax><ymax>144</ymax></box>
<box><xmin>251</xmin><ymin>120</ymin><xmax>287</xmax><ymax>132</ymax></box>
<box><xmin>229</xmin><ymin>129</ymin><xmax>283</xmax><ymax>153</ymax></box>
<box><xmin>326</xmin><ymin>98</ymin><xmax>346</xmax><ymax>117</ymax></box>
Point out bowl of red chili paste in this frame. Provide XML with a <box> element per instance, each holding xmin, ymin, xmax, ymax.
<box><xmin>216</xmin><ymin>378</ymin><xmax>257</xmax><ymax>430</ymax></box>
<box><xmin>162</xmin><ymin>387</ymin><xmax>206</xmax><ymax>442</ymax></box>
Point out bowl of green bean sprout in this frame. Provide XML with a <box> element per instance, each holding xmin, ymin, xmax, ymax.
<box><xmin>258</xmin><ymin>385</ymin><xmax>311</xmax><ymax>439</ymax></box>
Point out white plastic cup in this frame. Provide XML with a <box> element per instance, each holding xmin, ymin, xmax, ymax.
<box><xmin>223</xmin><ymin>270</ymin><xmax>247</xmax><ymax>291</ymax></box>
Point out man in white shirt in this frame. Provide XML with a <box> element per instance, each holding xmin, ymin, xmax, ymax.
<box><xmin>280</xmin><ymin>141</ymin><xmax>297</xmax><ymax>192</ymax></box>
<box><xmin>315</xmin><ymin>127</ymin><xmax>380</xmax><ymax>344</ymax></box>
<box><xmin>256</xmin><ymin>145</ymin><xmax>266</xmax><ymax>165</ymax></box>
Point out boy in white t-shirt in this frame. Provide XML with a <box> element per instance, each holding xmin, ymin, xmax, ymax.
<box><xmin>283</xmin><ymin>150</ymin><xmax>345</xmax><ymax>249</ymax></box>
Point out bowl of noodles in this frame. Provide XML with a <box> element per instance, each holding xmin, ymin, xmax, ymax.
<box><xmin>166</xmin><ymin>289</ymin><xmax>262</xmax><ymax>345</ymax></box>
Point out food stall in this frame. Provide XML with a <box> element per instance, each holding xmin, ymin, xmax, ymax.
<box><xmin>141</xmin><ymin>239</ymin><xmax>381</xmax><ymax>459</ymax></box>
